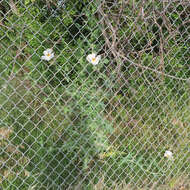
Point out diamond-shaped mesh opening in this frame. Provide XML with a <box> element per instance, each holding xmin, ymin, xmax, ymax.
<box><xmin>0</xmin><ymin>0</ymin><xmax>190</xmax><ymax>189</ymax></box>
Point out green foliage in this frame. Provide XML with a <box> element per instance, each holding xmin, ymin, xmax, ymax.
<box><xmin>0</xmin><ymin>0</ymin><xmax>189</xmax><ymax>189</ymax></box>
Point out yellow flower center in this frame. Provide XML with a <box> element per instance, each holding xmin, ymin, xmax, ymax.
<box><xmin>47</xmin><ymin>53</ymin><xmax>51</xmax><ymax>57</ymax></box>
<box><xmin>92</xmin><ymin>57</ymin><xmax>96</xmax><ymax>62</ymax></box>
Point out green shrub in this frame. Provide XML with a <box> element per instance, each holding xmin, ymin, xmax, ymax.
<box><xmin>0</xmin><ymin>0</ymin><xmax>189</xmax><ymax>189</ymax></box>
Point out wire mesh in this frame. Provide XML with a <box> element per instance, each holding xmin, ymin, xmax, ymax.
<box><xmin>0</xmin><ymin>0</ymin><xmax>190</xmax><ymax>189</ymax></box>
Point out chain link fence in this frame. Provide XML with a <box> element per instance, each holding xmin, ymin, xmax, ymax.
<box><xmin>0</xmin><ymin>0</ymin><xmax>190</xmax><ymax>189</ymax></box>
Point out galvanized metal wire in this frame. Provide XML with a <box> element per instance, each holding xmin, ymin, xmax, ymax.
<box><xmin>0</xmin><ymin>0</ymin><xmax>189</xmax><ymax>189</ymax></box>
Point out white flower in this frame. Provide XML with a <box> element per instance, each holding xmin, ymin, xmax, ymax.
<box><xmin>41</xmin><ymin>48</ymin><xmax>54</xmax><ymax>61</ymax></box>
<box><xmin>86</xmin><ymin>53</ymin><xmax>101</xmax><ymax>65</ymax></box>
<box><xmin>164</xmin><ymin>150</ymin><xmax>173</xmax><ymax>160</ymax></box>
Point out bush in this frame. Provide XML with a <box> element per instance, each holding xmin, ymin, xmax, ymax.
<box><xmin>0</xmin><ymin>0</ymin><xmax>189</xmax><ymax>189</ymax></box>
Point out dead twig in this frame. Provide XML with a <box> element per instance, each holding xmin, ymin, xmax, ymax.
<box><xmin>99</xmin><ymin>0</ymin><xmax>188</xmax><ymax>82</ymax></box>
<box><xmin>153</xmin><ymin>0</ymin><xmax>165</xmax><ymax>81</ymax></box>
<box><xmin>9</xmin><ymin>0</ymin><xmax>19</xmax><ymax>15</ymax></box>
<box><xmin>98</xmin><ymin>1</ymin><xmax>122</xmax><ymax>83</ymax></box>
<box><xmin>118</xmin><ymin>52</ymin><xmax>189</xmax><ymax>81</ymax></box>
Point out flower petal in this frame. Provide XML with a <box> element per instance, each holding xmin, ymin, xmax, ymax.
<box><xmin>41</xmin><ymin>53</ymin><xmax>54</xmax><ymax>61</ymax></box>
<box><xmin>43</xmin><ymin>50</ymin><xmax>48</xmax><ymax>55</ymax></box>
<box><xmin>41</xmin><ymin>55</ymin><xmax>47</xmax><ymax>60</ymax></box>
<box><xmin>87</xmin><ymin>53</ymin><xmax>99</xmax><ymax>64</ymax></box>
<box><xmin>86</xmin><ymin>54</ymin><xmax>92</xmax><ymax>63</ymax></box>
<box><xmin>96</xmin><ymin>55</ymin><xmax>101</xmax><ymax>63</ymax></box>
<box><xmin>46</xmin><ymin>57</ymin><xmax>51</xmax><ymax>61</ymax></box>
<box><xmin>49</xmin><ymin>53</ymin><xmax>54</xmax><ymax>60</ymax></box>
<box><xmin>91</xmin><ymin>53</ymin><xmax>96</xmax><ymax>58</ymax></box>
<box><xmin>164</xmin><ymin>150</ymin><xmax>173</xmax><ymax>160</ymax></box>
<box><xmin>91</xmin><ymin>55</ymin><xmax>101</xmax><ymax>65</ymax></box>
<box><xmin>44</xmin><ymin>48</ymin><xmax>53</xmax><ymax>55</ymax></box>
<box><xmin>92</xmin><ymin>60</ymin><xmax>98</xmax><ymax>65</ymax></box>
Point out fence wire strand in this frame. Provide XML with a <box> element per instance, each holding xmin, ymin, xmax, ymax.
<box><xmin>0</xmin><ymin>0</ymin><xmax>190</xmax><ymax>190</ymax></box>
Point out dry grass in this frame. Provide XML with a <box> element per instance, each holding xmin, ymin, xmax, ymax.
<box><xmin>86</xmin><ymin>175</ymin><xmax>190</xmax><ymax>190</ymax></box>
